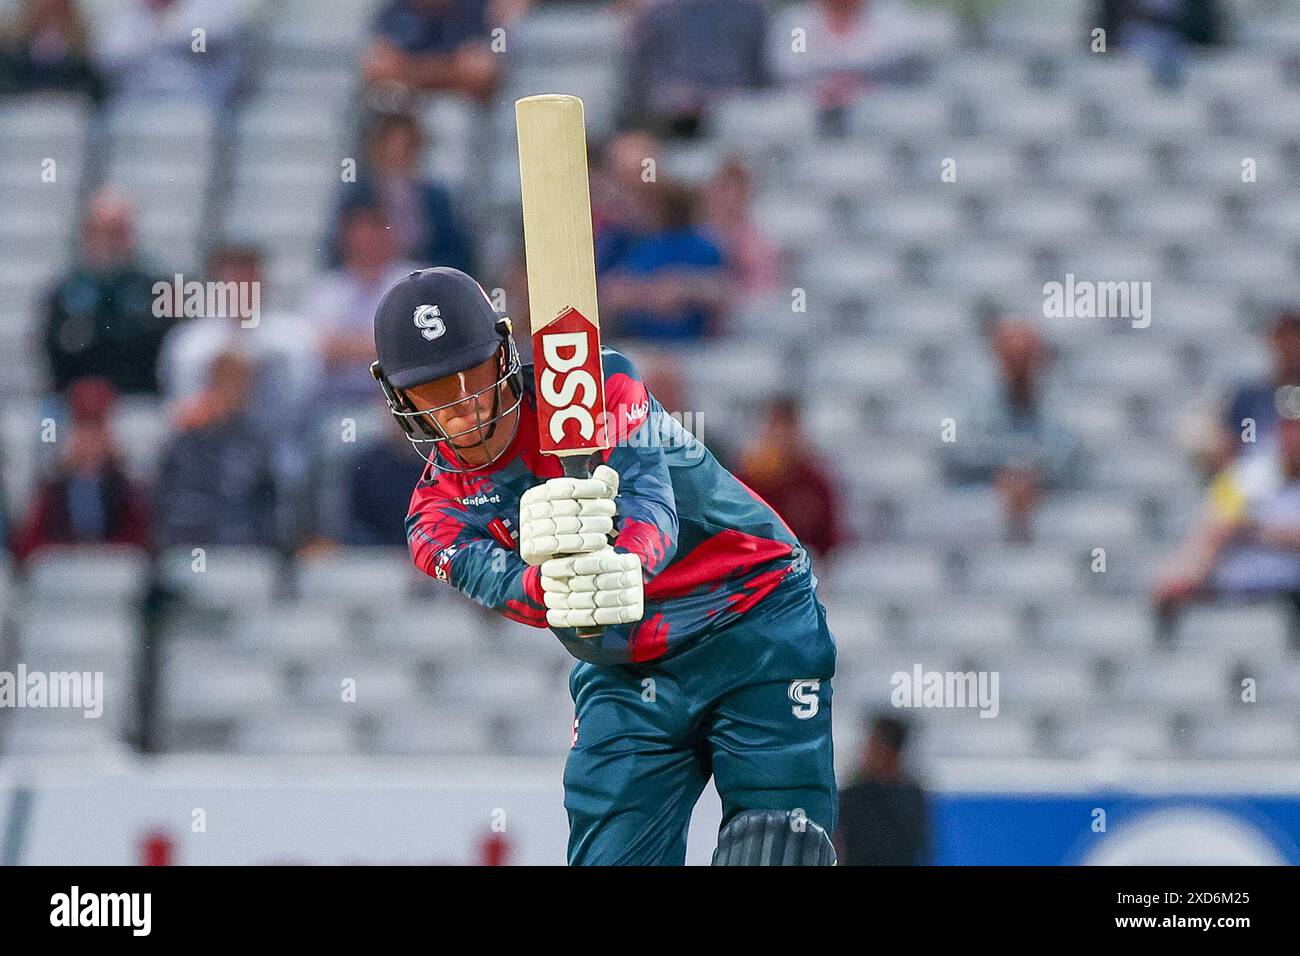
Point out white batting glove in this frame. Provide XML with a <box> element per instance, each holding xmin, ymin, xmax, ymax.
<box><xmin>519</xmin><ymin>464</ymin><xmax>620</xmax><ymax>566</ymax></box>
<box><xmin>540</xmin><ymin>547</ymin><xmax>644</xmax><ymax>629</ymax></box>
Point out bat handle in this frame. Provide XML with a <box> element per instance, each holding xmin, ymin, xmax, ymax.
<box><xmin>562</xmin><ymin>454</ymin><xmax>603</xmax><ymax>639</ymax></box>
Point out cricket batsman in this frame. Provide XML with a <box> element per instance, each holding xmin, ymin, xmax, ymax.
<box><xmin>371</xmin><ymin>266</ymin><xmax>837</xmax><ymax>865</ymax></box>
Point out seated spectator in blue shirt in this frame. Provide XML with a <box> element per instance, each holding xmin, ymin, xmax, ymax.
<box><xmin>0</xmin><ymin>0</ymin><xmax>104</xmax><ymax>102</ymax></box>
<box><xmin>599</xmin><ymin>180</ymin><xmax>730</xmax><ymax>344</ymax></box>
<box><xmin>361</xmin><ymin>0</ymin><xmax>501</xmax><ymax>103</ymax></box>
<box><xmin>1215</xmin><ymin>310</ymin><xmax>1300</xmax><ymax>472</ymax></box>
<box><xmin>591</xmin><ymin>131</ymin><xmax>662</xmax><ymax>275</ymax></box>
<box><xmin>327</xmin><ymin>112</ymin><xmax>475</xmax><ymax>274</ymax></box>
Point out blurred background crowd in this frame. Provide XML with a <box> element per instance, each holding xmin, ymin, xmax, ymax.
<box><xmin>1</xmin><ymin>0</ymin><xmax>1299</xmax><ymax>865</ymax></box>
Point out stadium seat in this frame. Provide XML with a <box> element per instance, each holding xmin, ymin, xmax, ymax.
<box><xmin>907</xmin><ymin>600</ymin><xmax>1023</xmax><ymax>650</ymax></box>
<box><xmin>1192</xmin><ymin>710</ymin><xmax>1300</xmax><ymax>759</ymax></box>
<box><xmin>160</xmin><ymin>638</ymin><xmax>282</xmax><ymax>723</ymax></box>
<box><xmin>370</xmin><ymin>706</ymin><xmax>494</xmax><ymax>756</ymax></box>
<box><xmin>158</xmin><ymin>547</ymin><xmax>281</xmax><ymax>610</ymax></box>
<box><xmin>1176</xmin><ymin>603</ymin><xmax>1294</xmax><ymax>653</ymax></box>
<box><xmin>295</xmin><ymin>548</ymin><xmax>416</xmax><ymax>607</ymax></box>
<box><xmin>964</xmin><ymin>545</ymin><xmax>1084</xmax><ymax>599</ymax></box>
<box><xmin>232</xmin><ymin>710</ymin><xmax>359</xmax><ymax>754</ymax></box>
<box><xmin>1040</xmin><ymin>599</ymin><xmax>1156</xmax><ymax>651</ymax></box>
<box><xmin>825</xmin><ymin>545</ymin><xmax>948</xmax><ymax>600</ymax></box>
<box><xmin>25</xmin><ymin>545</ymin><xmax>151</xmax><ymax>608</ymax></box>
<box><xmin>1054</xmin><ymin>711</ymin><xmax>1175</xmax><ymax>759</ymax></box>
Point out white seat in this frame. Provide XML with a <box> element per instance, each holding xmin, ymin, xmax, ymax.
<box><xmin>708</xmin><ymin>91</ymin><xmax>818</xmax><ymax>157</ymax></box>
<box><xmin>1193</xmin><ymin>710</ymin><xmax>1300</xmax><ymax>759</ymax></box>
<box><xmin>860</xmin><ymin>193</ymin><xmax>966</xmax><ymax>244</ymax></box>
<box><xmin>965</xmin><ymin>546</ymin><xmax>1083</xmax><ymax>599</ymax></box>
<box><xmin>985</xmin><ymin>190</ymin><xmax>1096</xmax><ymax>242</ymax></box>
<box><xmin>824</xmin><ymin>545</ymin><xmax>947</xmax><ymax>599</ymax></box>
<box><xmin>19</xmin><ymin>609</ymin><xmax>139</xmax><ymax>659</ymax></box>
<box><xmin>917</xmin><ymin>711</ymin><xmax>1039</xmax><ymax>759</ymax></box>
<box><xmin>295</xmin><ymin>548</ymin><xmax>415</xmax><ymax>606</ymax></box>
<box><xmin>159</xmin><ymin>547</ymin><xmax>280</xmax><ymax>609</ymax></box>
<box><xmin>1177</xmin><ymin>603</ymin><xmax>1293</xmax><ymax>653</ymax></box>
<box><xmin>993</xmin><ymin>652</ymin><xmax>1094</xmax><ymax>709</ymax></box>
<box><xmin>907</xmin><ymin>600</ymin><xmax>1022</xmax><ymax>650</ymax></box>
<box><xmin>1113</xmin><ymin>655</ymin><xmax>1231</xmax><ymax>708</ymax></box>
<box><xmin>1041</xmin><ymin>601</ymin><xmax>1156</xmax><ymax>651</ymax></box>
<box><xmin>790</xmin><ymin>142</ymin><xmax>894</xmax><ymax>198</ymax></box>
<box><xmin>232</xmin><ymin>710</ymin><xmax>358</xmax><ymax>754</ymax></box>
<box><xmin>297</xmin><ymin>656</ymin><xmax>418</xmax><ymax>712</ymax></box>
<box><xmin>161</xmin><ymin>639</ymin><xmax>282</xmax><ymax>720</ymax></box>
<box><xmin>1055</xmin><ymin>711</ymin><xmax>1173</xmax><ymax>759</ymax></box>
<box><xmin>233</xmin><ymin>605</ymin><xmax>351</xmax><ymax>657</ymax></box>
<box><xmin>371</xmin><ymin>706</ymin><xmax>494</xmax><ymax>755</ymax></box>
<box><xmin>25</xmin><ymin>545</ymin><xmax>151</xmax><ymax>606</ymax></box>
<box><xmin>974</xmin><ymin>90</ymin><xmax>1086</xmax><ymax>140</ymax></box>
<box><xmin>1</xmin><ymin>709</ymin><xmax>129</xmax><ymax>755</ymax></box>
<box><xmin>849</xmin><ymin>91</ymin><xmax>955</xmax><ymax>139</ymax></box>
<box><xmin>1034</xmin><ymin>496</ymin><xmax>1143</xmax><ymax>547</ymax></box>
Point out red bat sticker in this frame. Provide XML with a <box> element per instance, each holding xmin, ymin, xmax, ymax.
<box><xmin>532</xmin><ymin>307</ymin><xmax>609</xmax><ymax>456</ymax></box>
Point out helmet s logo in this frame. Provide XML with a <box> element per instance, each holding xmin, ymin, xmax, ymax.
<box><xmin>414</xmin><ymin>304</ymin><xmax>445</xmax><ymax>341</ymax></box>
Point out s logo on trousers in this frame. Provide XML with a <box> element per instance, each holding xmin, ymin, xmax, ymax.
<box><xmin>789</xmin><ymin>679</ymin><xmax>820</xmax><ymax>719</ymax></box>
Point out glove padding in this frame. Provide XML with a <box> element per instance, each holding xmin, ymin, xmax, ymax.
<box><xmin>540</xmin><ymin>547</ymin><xmax>644</xmax><ymax>629</ymax></box>
<box><xmin>519</xmin><ymin>464</ymin><xmax>619</xmax><ymax>566</ymax></box>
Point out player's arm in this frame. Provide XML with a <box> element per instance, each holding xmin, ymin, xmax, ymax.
<box><xmin>596</xmin><ymin>351</ymin><xmax>679</xmax><ymax>581</ymax></box>
<box><xmin>408</xmin><ymin>507</ymin><xmax>549</xmax><ymax>628</ymax></box>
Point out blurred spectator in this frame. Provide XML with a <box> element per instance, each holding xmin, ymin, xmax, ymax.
<box><xmin>95</xmin><ymin>0</ymin><xmax>250</xmax><ymax>108</ymax></box>
<box><xmin>770</xmin><ymin>0</ymin><xmax>932</xmax><ymax>134</ymax></box>
<box><xmin>301</xmin><ymin>204</ymin><xmax>422</xmax><ymax>407</ymax></box>
<box><xmin>0</xmin><ymin>0</ymin><xmax>104</xmax><ymax>102</ymax></box>
<box><xmin>42</xmin><ymin>187</ymin><xmax>169</xmax><ymax>395</ymax></box>
<box><xmin>154</xmin><ymin>352</ymin><xmax>278</xmax><ymax>548</ymax></box>
<box><xmin>1096</xmin><ymin>0</ymin><xmax>1223</xmax><ymax>87</ymax></box>
<box><xmin>700</xmin><ymin>157</ymin><xmax>780</xmax><ymax>295</ymax></box>
<box><xmin>623</xmin><ymin>0</ymin><xmax>770</xmax><ymax>138</ymax></box>
<box><xmin>599</xmin><ymin>180</ymin><xmax>729</xmax><ymax>343</ymax></box>
<box><xmin>13</xmin><ymin>377</ymin><xmax>150</xmax><ymax>562</ymax></box>
<box><xmin>1211</xmin><ymin>310</ymin><xmax>1300</xmax><ymax>473</ymax></box>
<box><xmin>942</xmin><ymin>316</ymin><xmax>1084</xmax><ymax>542</ymax></box>
<box><xmin>361</xmin><ymin>0</ymin><xmax>502</xmax><ymax>103</ymax></box>
<box><xmin>591</xmin><ymin>130</ymin><xmax>662</xmax><ymax>274</ymax></box>
<box><xmin>736</xmin><ymin>395</ymin><xmax>842</xmax><ymax>560</ymax></box>
<box><xmin>344</xmin><ymin>416</ymin><xmax>427</xmax><ymax>546</ymax></box>
<box><xmin>328</xmin><ymin>112</ymin><xmax>476</xmax><ymax>273</ymax></box>
<box><xmin>1155</xmin><ymin>413</ymin><xmax>1300</xmax><ymax>633</ymax></box>
<box><xmin>834</xmin><ymin>713</ymin><xmax>929</xmax><ymax>865</ymax></box>
<box><xmin>158</xmin><ymin>244</ymin><xmax>321</xmax><ymax>445</ymax></box>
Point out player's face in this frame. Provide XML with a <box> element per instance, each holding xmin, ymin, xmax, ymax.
<box><xmin>405</xmin><ymin>354</ymin><xmax>516</xmax><ymax>460</ymax></box>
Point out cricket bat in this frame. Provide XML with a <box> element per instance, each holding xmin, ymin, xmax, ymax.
<box><xmin>516</xmin><ymin>94</ymin><xmax>611</xmax><ymax>635</ymax></box>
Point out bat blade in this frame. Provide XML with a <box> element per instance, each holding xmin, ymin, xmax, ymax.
<box><xmin>515</xmin><ymin>93</ymin><xmax>609</xmax><ymax>468</ymax></box>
